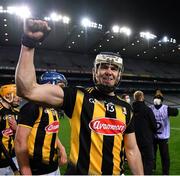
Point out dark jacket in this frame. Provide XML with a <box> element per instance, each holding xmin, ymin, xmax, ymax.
<box><xmin>132</xmin><ymin>101</ymin><xmax>157</xmax><ymax>147</ymax></box>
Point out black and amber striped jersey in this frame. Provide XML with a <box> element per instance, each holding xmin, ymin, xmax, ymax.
<box><xmin>62</xmin><ymin>86</ymin><xmax>134</xmax><ymax>175</ymax></box>
<box><xmin>18</xmin><ymin>102</ymin><xmax>60</xmax><ymax>174</ymax></box>
<box><xmin>0</xmin><ymin>103</ymin><xmax>19</xmax><ymax>167</ymax></box>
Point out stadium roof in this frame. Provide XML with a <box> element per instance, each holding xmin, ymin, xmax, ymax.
<box><xmin>0</xmin><ymin>0</ymin><xmax>180</xmax><ymax>63</ymax></box>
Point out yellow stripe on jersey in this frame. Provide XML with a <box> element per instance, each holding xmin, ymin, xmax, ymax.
<box><xmin>69</xmin><ymin>90</ymin><xmax>84</xmax><ymax>165</ymax></box>
<box><xmin>89</xmin><ymin>100</ymin><xmax>105</xmax><ymax>174</ymax></box>
<box><xmin>87</xmin><ymin>87</ymin><xmax>94</xmax><ymax>93</ymax></box>
<box><xmin>42</xmin><ymin>108</ymin><xmax>58</xmax><ymax>163</ymax></box>
<box><xmin>112</xmin><ymin>105</ymin><xmax>126</xmax><ymax>174</ymax></box>
<box><xmin>28</xmin><ymin>107</ymin><xmax>43</xmax><ymax>157</ymax></box>
<box><xmin>53</xmin><ymin>110</ymin><xmax>59</xmax><ymax>162</ymax></box>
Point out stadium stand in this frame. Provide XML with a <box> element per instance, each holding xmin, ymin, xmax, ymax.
<box><xmin>0</xmin><ymin>47</ymin><xmax>180</xmax><ymax>96</ymax></box>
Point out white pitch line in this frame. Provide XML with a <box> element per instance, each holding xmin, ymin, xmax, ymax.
<box><xmin>171</xmin><ymin>127</ymin><xmax>180</xmax><ymax>131</ymax></box>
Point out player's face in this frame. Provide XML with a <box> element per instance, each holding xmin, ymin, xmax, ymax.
<box><xmin>12</xmin><ymin>95</ymin><xmax>21</xmax><ymax>107</ymax></box>
<box><xmin>95</xmin><ymin>63</ymin><xmax>121</xmax><ymax>87</ymax></box>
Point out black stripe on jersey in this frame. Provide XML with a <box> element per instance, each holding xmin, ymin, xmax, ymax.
<box><xmin>49</xmin><ymin>133</ymin><xmax>56</xmax><ymax>163</ymax></box>
<box><xmin>8</xmin><ymin>136</ymin><xmax>12</xmax><ymax>155</ymax></box>
<box><xmin>101</xmin><ymin>102</ymin><xmax>116</xmax><ymax>175</ymax></box>
<box><xmin>76</xmin><ymin>94</ymin><xmax>94</xmax><ymax>174</ymax></box>
<box><xmin>120</xmin><ymin>137</ymin><xmax>125</xmax><ymax>174</ymax></box>
<box><xmin>0</xmin><ymin>115</ymin><xmax>6</xmax><ymax>132</ymax></box>
<box><xmin>33</xmin><ymin>109</ymin><xmax>49</xmax><ymax>161</ymax></box>
<box><xmin>49</xmin><ymin>112</ymin><xmax>57</xmax><ymax>163</ymax></box>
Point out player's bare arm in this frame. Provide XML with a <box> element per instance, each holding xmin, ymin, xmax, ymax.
<box><xmin>15</xmin><ymin>19</ymin><xmax>64</xmax><ymax>107</ymax></box>
<box><xmin>124</xmin><ymin>132</ymin><xmax>144</xmax><ymax>175</ymax></box>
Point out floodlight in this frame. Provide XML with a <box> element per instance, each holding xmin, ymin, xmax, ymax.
<box><xmin>7</xmin><ymin>6</ymin><xmax>31</xmax><ymax>19</ymax></box>
<box><xmin>44</xmin><ymin>17</ymin><xmax>51</xmax><ymax>21</ymax></box>
<box><xmin>45</xmin><ymin>13</ymin><xmax>70</xmax><ymax>24</ymax></box>
<box><xmin>81</xmin><ymin>18</ymin><xmax>102</xmax><ymax>29</ymax></box>
<box><xmin>162</xmin><ymin>36</ymin><xmax>169</xmax><ymax>43</ymax></box>
<box><xmin>7</xmin><ymin>6</ymin><xmax>16</xmax><ymax>14</ymax></box>
<box><xmin>62</xmin><ymin>16</ymin><xmax>70</xmax><ymax>24</ymax></box>
<box><xmin>50</xmin><ymin>12</ymin><xmax>61</xmax><ymax>21</ymax></box>
<box><xmin>91</xmin><ymin>22</ymin><xmax>97</xmax><ymax>28</ymax></box>
<box><xmin>17</xmin><ymin>6</ymin><xmax>31</xmax><ymax>18</ymax></box>
<box><xmin>140</xmin><ymin>31</ymin><xmax>157</xmax><ymax>40</ymax></box>
<box><xmin>81</xmin><ymin>18</ymin><xmax>91</xmax><ymax>27</ymax></box>
<box><xmin>170</xmin><ymin>38</ymin><xmax>176</xmax><ymax>43</ymax></box>
<box><xmin>98</xmin><ymin>24</ymin><xmax>102</xmax><ymax>30</ymax></box>
<box><xmin>0</xmin><ymin>6</ymin><xmax>3</xmax><ymax>13</ymax></box>
<box><xmin>120</xmin><ymin>26</ymin><xmax>131</xmax><ymax>36</ymax></box>
<box><xmin>112</xmin><ymin>25</ymin><xmax>120</xmax><ymax>33</ymax></box>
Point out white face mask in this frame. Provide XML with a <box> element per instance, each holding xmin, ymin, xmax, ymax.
<box><xmin>154</xmin><ymin>98</ymin><xmax>162</xmax><ymax>105</ymax></box>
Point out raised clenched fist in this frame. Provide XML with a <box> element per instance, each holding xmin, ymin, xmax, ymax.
<box><xmin>22</xmin><ymin>18</ymin><xmax>51</xmax><ymax>48</ymax></box>
<box><xmin>24</xmin><ymin>18</ymin><xmax>51</xmax><ymax>42</ymax></box>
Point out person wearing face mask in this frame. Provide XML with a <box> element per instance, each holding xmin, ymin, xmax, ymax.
<box><xmin>149</xmin><ymin>90</ymin><xmax>179</xmax><ymax>175</ymax></box>
<box><xmin>121</xmin><ymin>94</ymin><xmax>131</xmax><ymax>104</ymax></box>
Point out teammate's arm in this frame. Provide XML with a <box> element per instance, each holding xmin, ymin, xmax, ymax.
<box><xmin>56</xmin><ymin>138</ymin><xmax>67</xmax><ymax>166</ymax></box>
<box><xmin>124</xmin><ymin>132</ymin><xmax>144</xmax><ymax>175</ymax></box>
<box><xmin>15</xmin><ymin>19</ymin><xmax>64</xmax><ymax>107</ymax></box>
<box><xmin>15</xmin><ymin>125</ymin><xmax>32</xmax><ymax>175</ymax></box>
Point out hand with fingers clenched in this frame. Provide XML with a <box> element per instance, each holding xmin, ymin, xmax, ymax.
<box><xmin>8</xmin><ymin>115</ymin><xmax>17</xmax><ymax>132</ymax></box>
<box><xmin>22</xmin><ymin>18</ymin><xmax>51</xmax><ymax>48</ymax></box>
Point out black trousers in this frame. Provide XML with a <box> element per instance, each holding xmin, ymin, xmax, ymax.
<box><xmin>139</xmin><ymin>145</ymin><xmax>154</xmax><ymax>175</ymax></box>
<box><xmin>154</xmin><ymin>138</ymin><xmax>170</xmax><ymax>175</ymax></box>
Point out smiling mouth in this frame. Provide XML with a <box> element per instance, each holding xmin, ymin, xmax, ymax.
<box><xmin>103</xmin><ymin>77</ymin><xmax>113</xmax><ymax>81</ymax></box>
<box><xmin>102</xmin><ymin>77</ymin><xmax>114</xmax><ymax>84</ymax></box>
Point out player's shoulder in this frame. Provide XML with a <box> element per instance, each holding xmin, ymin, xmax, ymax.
<box><xmin>85</xmin><ymin>87</ymin><xmax>94</xmax><ymax>93</ymax></box>
<box><xmin>20</xmin><ymin>101</ymin><xmax>39</xmax><ymax>111</ymax></box>
<box><xmin>116</xmin><ymin>95</ymin><xmax>131</xmax><ymax>107</ymax></box>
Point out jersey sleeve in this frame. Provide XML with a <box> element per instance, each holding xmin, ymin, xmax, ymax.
<box><xmin>18</xmin><ymin>102</ymin><xmax>39</xmax><ymax>127</ymax></box>
<box><xmin>125</xmin><ymin>114</ymin><xmax>135</xmax><ymax>134</ymax></box>
<box><xmin>125</xmin><ymin>105</ymin><xmax>135</xmax><ymax>134</ymax></box>
<box><xmin>61</xmin><ymin>86</ymin><xmax>78</xmax><ymax>118</ymax></box>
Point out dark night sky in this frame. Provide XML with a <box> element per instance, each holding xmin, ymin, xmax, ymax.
<box><xmin>3</xmin><ymin>0</ymin><xmax>180</xmax><ymax>41</ymax></box>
